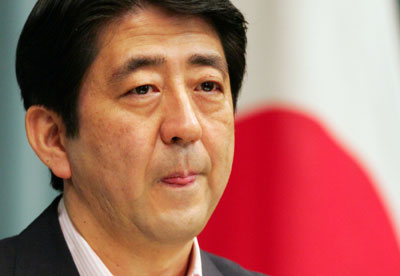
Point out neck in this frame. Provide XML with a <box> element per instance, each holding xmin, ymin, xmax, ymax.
<box><xmin>98</xmin><ymin>240</ymin><xmax>193</xmax><ymax>276</ymax></box>
<box><xmin>63</xmin><ymin>186</ymin><xmax>194</xmax><ymax>276</ymax></box>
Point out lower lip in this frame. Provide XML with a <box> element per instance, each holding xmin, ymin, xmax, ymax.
<box><xmin>161</xmin><ymin>175</ymin><xmax>197</xmax><ymax>186</ymax></box>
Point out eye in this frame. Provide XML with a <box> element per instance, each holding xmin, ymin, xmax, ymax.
<box><xmin>196</xmin><ymin>81</ymin><xmax>222</xmax><ymax>93</ymax></box>
<box><xmin>127</xmin><ymin>85</ymin><xmax>155</xmax><ymax>95</ymax></box>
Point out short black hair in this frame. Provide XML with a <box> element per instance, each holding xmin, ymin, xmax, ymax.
<box><xmin>16</xmin><ymin>0</ymin><xmax>248</xmax><ymax>191</ymax></box>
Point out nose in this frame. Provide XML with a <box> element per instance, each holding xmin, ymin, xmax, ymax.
<box><xmin>160</xmin><ymin>88</ymin><xmax>202</xmax><ymax>145</ymax></box>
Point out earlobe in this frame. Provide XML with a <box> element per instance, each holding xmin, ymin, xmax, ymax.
<box><xmin>25</xmin><ymin>106</ymin><xmax>72</xmax><ymax>180</ymax></box>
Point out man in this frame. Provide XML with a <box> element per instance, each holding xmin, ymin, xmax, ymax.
<box><xmin>0</xmin><ymin>0</ymin><xmax>266</xmax><ymax>275</ymax></box>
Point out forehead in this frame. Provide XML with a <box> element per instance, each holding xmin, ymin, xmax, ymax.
<box><xmin>107</xmin><ymin>5</ymin><xmax>218</xmax><ymax>39</ymax></box>
<box><xmin>93</xmin><ymin>5</ymin><xmax>226</xmax><ymax>66</ymax></box>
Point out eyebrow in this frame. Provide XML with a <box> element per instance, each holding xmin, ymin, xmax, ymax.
<box><xmin>110</xmin><ymin>53</ymin><xmax>228</xmax><ymax>83</ymax></box>
<box><xmin>188</xmin><ymin>54</ymin><xmax>228</xmax><ymax>79</ymax></box>
<box><xmin>110</xmin><ymin>56</ymin><xmax>166</xmax><ymax>83</ymax></box>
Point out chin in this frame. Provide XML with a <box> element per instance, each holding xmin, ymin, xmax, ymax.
<box><xmin>146</xmin><ymin>208</ymin><xmax>211</xmax><ymax>244</ymax></box>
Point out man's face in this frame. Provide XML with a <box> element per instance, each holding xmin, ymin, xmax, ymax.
<box><xmin>65</xmin><ymin>5</ymin><xmax>234</xmax><ymax>244</ymax></box>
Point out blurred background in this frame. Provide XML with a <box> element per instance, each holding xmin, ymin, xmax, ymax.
<box><xmin>2</xmin><ymin>0</ymin><xmax>400</xmax><ymax>275</ymax></box>
<box><xmin>0</xmin><ymin>0</ymin><xmax>59</xmax><ymax>238</ymax></box>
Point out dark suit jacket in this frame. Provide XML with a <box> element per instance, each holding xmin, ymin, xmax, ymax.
<box><xmin>0</xmin><ymin>196</ymin><xmax>266</xmax><ymax>275</ymax></box>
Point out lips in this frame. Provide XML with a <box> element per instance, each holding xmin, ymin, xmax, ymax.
<box><xmin>161</xmin><ymin>172</ymin><xmax>197</xmax><ymax>186</ymax></box>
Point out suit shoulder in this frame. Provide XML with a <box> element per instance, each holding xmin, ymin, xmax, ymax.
<box><xmin>0</xmin><ymin>235</ymin><xmax>18</xmax><ymax>275</ymax></box>
<box><xmin>202</xmin><ymin>250</ymin><xmax>268</xmax><ymax>276</ymax></box>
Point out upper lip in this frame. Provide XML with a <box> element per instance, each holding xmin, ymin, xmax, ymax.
<box><xmin>162</xmin><ymin>171</ymin><xmax>198</xmax><ymax>179</ymax></box>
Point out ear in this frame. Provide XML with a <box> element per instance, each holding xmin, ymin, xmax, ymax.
<box><xmin>25</xmin><ymin>106</ymin><xmax>72</xmax><ymax>180</ymax></box>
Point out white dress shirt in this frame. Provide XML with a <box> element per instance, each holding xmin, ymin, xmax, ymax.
<box><xmin>58</xmin><ymin>198</ymin><xmax>202</xmax><ymax>276</ymax></box>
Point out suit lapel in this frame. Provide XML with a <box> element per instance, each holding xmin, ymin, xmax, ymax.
<box><xmin>14</xmin><ymin>195</ymin><xmax>79</xmax><ymax>276</ymax></box>
<box><xmin>200</xmin><ymin>250</ymin><xmax>224</xmax><ymax>276</ymax></box>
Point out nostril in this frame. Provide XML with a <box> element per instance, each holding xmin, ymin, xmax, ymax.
<box><xmin>171</xmin><ymin>136</ymin><xmax>180</xmax><ymax>143</ymax></box>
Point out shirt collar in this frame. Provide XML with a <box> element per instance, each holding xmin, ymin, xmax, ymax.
<box><xmin>58</xmin><ymin>197</ymin><xmax>202</xmax><ymax>276</ymax></box>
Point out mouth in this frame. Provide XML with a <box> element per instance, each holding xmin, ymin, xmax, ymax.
<box><xmin>161</xmin><ymin>172</ymin><xmax>198</xmax><ymax>187</ymax></box>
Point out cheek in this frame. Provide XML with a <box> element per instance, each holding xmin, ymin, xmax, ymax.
<box><xmin>202</xmin><ymin>110</ymin><xmax>235</xmax><ymax>186</ymax></box>
<box><xmin>70</xmin><ymin>114</ymin><xmax>158</xmax><ymax>199</ymax></box>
